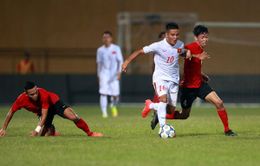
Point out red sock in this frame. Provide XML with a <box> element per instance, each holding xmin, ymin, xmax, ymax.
<box><xmin>166</xmin><ymin>112</ymin><xmax>175</xmax><ymax>119</ymax></box>
<box><xmin>217</xmin><ymin>108</ymin><xmax>230</xmax><ymax>132</ymax></box>
<box><xmin>75</xmin><ymin>118</ymin><xmax>93</xmax><ymax>136</ymax></box>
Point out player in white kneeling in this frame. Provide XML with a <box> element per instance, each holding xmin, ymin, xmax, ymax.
<box><xmin>122</xmin><ymin>23</ymin><xmax>191</xmax><ymax>129</ymax></box>
<box><xmin>97</xmin><ymin>31</ymin><xmax>124</xmax><ymax>118</ymax></box>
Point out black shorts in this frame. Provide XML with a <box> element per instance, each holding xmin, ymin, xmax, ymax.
<box><xmin>180</xmin><ymin>82</ymin><xmax>213</xmax><ymax>109</ymax></box>
<box><xmin>44</xmin><ymin>100</ymin><xmax>69</xmax><ymax>127</ymax></box>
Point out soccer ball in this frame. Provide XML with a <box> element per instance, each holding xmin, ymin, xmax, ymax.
<box><xmin>158</xmin><ymin>124</ymin><xmax>176</xmax><ymax>139</ymax></box>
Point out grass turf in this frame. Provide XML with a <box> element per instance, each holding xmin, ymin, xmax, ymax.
<box><xmin>0</xmin><ymin>105</ymin><xmax>260</xmax><ymax>166</ymax></box>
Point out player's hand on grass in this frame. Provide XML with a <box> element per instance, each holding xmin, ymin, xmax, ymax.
<box><xmin>0</xmin><ymin>128</ymin><xmax>6</xmax><ymax>137</ymax></box>
<box><xmin>30</xmin><ymin>130</ymin><xmax>39</xmax><ymax>137</ymax></box>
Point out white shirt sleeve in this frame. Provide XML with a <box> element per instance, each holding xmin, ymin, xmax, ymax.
<box><xmin>175</xmin><ymin>40</ymin><xmax>184</xmax><ymax>49</ymax></box>
<box><xmin>96</xmin><ymin>49</ymin><xmax>101</xmax><ymax>63</ymax></box>
<box><xmin>117</xmin><ymin>46</ymin><xmax>124</xmax><ymax>73</ymax></box>
<box><xmin>180</xmin><ymin>42</ymin><xmax>184</xmax><ymax>49</ymax></box>
<box><xmin>143</xmin><ymin>42</ymin><xmax>158</xmax><ymax>54</ymax></box>
<box><xmin>96</xmin><ymin>49</ymin><xmax>102</xmax><ymax>77</ymax></box>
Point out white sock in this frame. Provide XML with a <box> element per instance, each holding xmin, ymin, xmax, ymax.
<box><xmin>100</xmin><ymin>95</ymin><xmax>108</xmax><ymax>116</ymax></box>
<box><xmin>157</xmin><ymin>102</ymin><xmax>167</xmax><ymax>127</ymax></box>
<box><xmin>110</xmin><ymin>96</ymin><xmax>114</xmax><ymax>108</ymax></box>
<box><xmin>110</xmin><ymin>96</ymin><xmax>119</xmax><ymax>108</ymax></box>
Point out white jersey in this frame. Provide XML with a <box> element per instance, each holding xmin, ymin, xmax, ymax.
<box><xmin>143</xmin><ymin>38</ymin><xmax>184</xmax><ymax>84</ymax></box>
<box><xmin>96</xmin><ymin>44</ymin><xmax>123</xmax><ymax>81</ymax></box>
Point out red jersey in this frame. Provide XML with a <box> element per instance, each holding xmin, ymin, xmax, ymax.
<box><xmin>181</xmin><ymin>42</ymin><xmax>203</xmax><ymax>88</ymax></box>
<box><xmin>11</xmin><ymin>88</ymin><xmax>60</xmax><ymax>114</ymax></box>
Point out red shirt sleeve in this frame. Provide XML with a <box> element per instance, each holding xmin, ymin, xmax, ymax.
<box><xmin>11</xmin><ymin>95</ymin><xmax>24</xmax><ymax>112</ymax></box>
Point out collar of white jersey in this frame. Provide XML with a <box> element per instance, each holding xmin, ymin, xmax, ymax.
<box><xmin>103</xmin><ymin>44</ymin><xmax>114</xmax><ymax>49</ymax></box>
<box><xmin>163</xmin><ymin>38</ymin><xmax>180</xmax><ymax>48</ymax></box>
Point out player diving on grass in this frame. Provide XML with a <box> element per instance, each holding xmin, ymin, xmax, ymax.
<box><xmin>122</xmin><ymin>22</ymin><xmax>206</xmax><ymax>133</ymax></box>
<box><xmin>97</xmin><ymin>31</ymin><xmax>124</xmax><ymax>118</ymax></box>
<box><xmin>0</xmin><ymin>81</ymin><xmax>103</xmax><ymax>137</ymax></box>
<box><xmin>150</xmin><ymin>25</ymin><xmax>237</xmax><ymax>136</ymax></box>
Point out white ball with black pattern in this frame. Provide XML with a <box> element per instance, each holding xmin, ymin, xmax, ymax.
<box><xmin>158</xmin><ymin>124</ymin><xmax>176</xmax><ymax>139</ymax></box>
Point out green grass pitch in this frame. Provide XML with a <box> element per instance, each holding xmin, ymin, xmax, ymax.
<box><xmin>0</xmin><ymin>105</ymin><xmax>260</xmax><ymax>166</ymax></box>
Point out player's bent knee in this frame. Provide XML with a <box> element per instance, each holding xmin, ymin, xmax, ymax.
<box><xmin>159</xmin><ymin>98</ymin><xmax>167</xmax><ymax>103</ymax></box>
<box><xmin>215</xmin><ymin>99</ymin><xmax>224</xmax><ymax>109</ymax></box>
<box><xmin>158</xmin><ymin>94</ymin><xmax>167</xmax><ymax>103</ymax></box>
<box><xmin>64</xmin><ymin>108</ymin><xmax>79</xmax><ymax>121</ymax></box>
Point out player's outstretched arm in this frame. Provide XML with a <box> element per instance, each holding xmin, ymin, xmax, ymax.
<box><xmin>179</xmin><ymin>49</ymin><xmax>192</xmax><ymax>59</ymax></box>
<box><xmin>0</xmin><ymin>109</ymin><xmax>15</xmax><ymax>137</ymax></box>
<box><xmin>122</xmin><ymin>49</ymin><xmax>144</xmax><ymax>72</ymax></box>
<box><xmin>31</xmin><ymin>109</ymin><xmax>48</xmax><ymax>137</ymax></box>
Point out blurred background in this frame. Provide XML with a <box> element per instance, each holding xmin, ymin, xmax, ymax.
<box><xmin>0</xmin><ymin>0</ymin><xmax>259</xmax><ymax>104</ymax></box>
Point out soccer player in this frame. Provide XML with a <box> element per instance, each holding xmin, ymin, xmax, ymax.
<box><xmin>122</xmin><ymin>22</ymin><xmax>194</xmax><ymax>130</ymax></box>
<box><xmin>96</xmin><ymin>31</ymin><xmax>124</xmax><ymax>118</ymax></box>
<box><xmin>0</xmin><ymin>81</ymin><xmax>103</xmax><ymax>137</ymax></box>
<box><xmin>151</xmin><ymin>25</ymin><xmax>237</xmax><ymax>136</ymax></box>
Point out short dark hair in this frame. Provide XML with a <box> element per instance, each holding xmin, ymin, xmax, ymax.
<box><xmin>193</xmin><ymin>25</ymin><xmax>208</xmax><ymax>36</ymax></box>
<box><xmin>103</xmin><ymin>31</ymin><xmax>113</xmax><ymax>37</ymax></box>
<box><xmin>24</xmin><ymin>81</ymin><xmax>36</xmax><ymax>90</ymax></box>
<box><xmin>166</xmin><ymin>22</ymin><xmax>179</xmax><ymax>31</ymax></box>
<box><xmin>158</xmin><ymin>31</ymin><xmax>165</xmax><ymax>39</ymax></box>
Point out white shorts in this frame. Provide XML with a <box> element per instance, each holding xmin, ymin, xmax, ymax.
<box><xmin>99</xmin><ymin>77</ymin><xmax>120</xmax><ymax>96</ymax></box>
<box><xmin>153</xmin><ymin>79</ymin><xmax>179</xmax><ymax>107</ymax></box>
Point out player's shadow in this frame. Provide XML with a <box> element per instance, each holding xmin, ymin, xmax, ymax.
<box><xmin>61</xmin><ymin>134</ymin><xmax>112</xmax><ymax>139</ymax></box>
<box><xmin>177</xmin><ymin>132</ymin><xmax>219</xmax><ymax>138</ymax></box>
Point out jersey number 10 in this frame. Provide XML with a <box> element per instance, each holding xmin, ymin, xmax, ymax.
<box><xmin>166</xmin><ymin>56</ymin><xmax>174</xmax><ymax>63</ymax></box>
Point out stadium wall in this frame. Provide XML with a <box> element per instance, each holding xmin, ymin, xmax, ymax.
<box><xmin>0</xmin><ymin>0</ymin><xmax>260</xmax><ymax>75</ymax></box>
<box><xmin>0</xmin><ymin>74</ymin><xmax>259</xmax><ymax>105</ymax></box>
<box><xmin>1</xmin><ymin>0</ymin><xmax>260</xmax><ymax>48</ymax></box>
